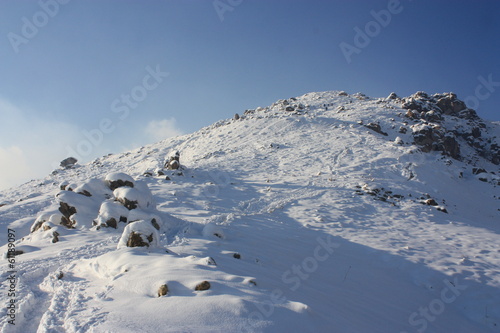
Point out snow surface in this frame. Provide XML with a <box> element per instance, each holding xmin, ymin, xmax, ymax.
<box><xmin>0</xmin><ymin>90</ymin><xmax>499</xmax><ymax>332</ymax></box>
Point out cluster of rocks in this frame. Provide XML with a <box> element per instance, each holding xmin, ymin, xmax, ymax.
<box><xmin>269</xmin><ymin>97</ymin><xmax>307</xmax><ymax>114</ymax></box>
<box><xmin>355</xmin><ymin>184</ymin><xmax>449</xmax><ymax>213</ymax></box>
<box><xmin>398</xmin><ymin>92</ymin><xmax>499</xmax><ymax>164</ymax></box>
<box><xmin>164</xmin><ymin>150</ymin><xmax>181</xmax><ymax>170</ymax></box>
<box><xmin>31</xmin><ymin>172</ymin><xmax>163</xmax><ymax>248</ymax></box>
<box><xmin>418</xmin><ymin>194</ymin><xmax>448</xmax><ymax>213</ymax></box>
<box><xmin>473</xmin><ymin>167</ymin><xmax>500</xmax><ymax>185</ymax></box>
<box><xmin>355</xmin><ymin>184</ymin><xmax>404</xmax><ymax>206</ymax></box>
<box><xmin>156</xmin><ymin>280</ymin><xmax>211</xmax><ymax>298</ymax></box>
<box><xmin>410</xmin><ymin>124</ymin><xmax>461</xmax><ymax>159</ymax></box>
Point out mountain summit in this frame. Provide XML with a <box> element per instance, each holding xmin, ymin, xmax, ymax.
<box><xmin>1</xmin><ymin>91</ymin><xmax>499</xmax><ymax>332</ymax></box>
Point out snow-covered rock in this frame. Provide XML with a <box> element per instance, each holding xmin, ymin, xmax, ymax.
<box><xmin>105</xmin><ymin>172</ymin><xmax>135</xmax><ymax>190</ymax></box>
<box><xmin>117</xmin><ymin>220</ymin><xmax>160</xmax><ymax>249</ymax></box>
<box><xmin>93</xmin><ymin>200</ymin><xmax>130</xmax><ymax>228</ymax></box>
<box><xmin>113</xmin><ymin>181</ymin><xmax>154</xmax><ymax>210</ymax></box>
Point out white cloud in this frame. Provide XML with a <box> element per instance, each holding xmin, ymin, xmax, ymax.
<box><xmin>144</xmin><ymin>118</ymin><xmax>184</xmax><ymax>143</ymax></box>
<box><xmin>0</xmin><ymin>99</ymin><xmax>185</xmax><ymax>191</ymax></box>
<box><xmin>0</xmin><ymin>97</ymin><xmax>80</xmax><ymax>190</ymax></box>
<box><xmin>0</xmin><ymin>146</ymin><xmax>32</xmax><ymax>190</ymax></box>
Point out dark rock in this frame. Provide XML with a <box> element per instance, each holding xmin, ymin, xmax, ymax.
<box><xmin>60</xmin><ymin>216</ymin><xmax>76</xmax><ymax>229</ymax></box>
<box><xmin>58</xmin><ymin>202</ymin><xmax>77</xmax><ymax>228</ymax></box>
<box><xmin>471</xmin><ymin>127</ymin><xmax>481</xmax><ymax>138</ymax></box>
<box><xmin>285</xmin><ymin>106</ymin><xmax>295</xmax><ymax>112</ymax></box>
<box><xmin>118</xmin><ymin>197</ymin><xmax>138</xmax><ymax>210</ymax></box>
<box><xmin>458</xmin><ymin>108</ymin><xmax>479</xmax><ymax>120</ymax></box>
<box><xmin>195</xmin><ymin>281</ymin><xmax>211</xmax><ymax>291</ymax></box>
<box><xmin>425</xmin><ymin>111</ymin><xmax>442</xmax><ymax>122</ymax></box>
<box><xmin>52</xmin><ymin>231</ymin><xmax>60</xmax><ymax>243</ymax></box>
<box><xmin>365</xmin><ymin>123</ymin><xmax>388</xmax><ymax>136</ymax></box>
<box><xmin>7</xmin><ymin>250</ymin><xmax>24</xmax><ymax>258</ymax></box>
<box><xmin>424</xmin><ymin>199</ymin><xmax>438</xmax><ymax>206</ymax></box>
<box><xmin>442</xmin><ymin>135</ymin><xmax>461</xmax><ymax>159</ymax></box>
<box><xmin>473</xmin><ymin>168</ymin><xmax>487</xmax><ymax>175</ymax></box>
<box><xmin>233</xmin><ymin>253</ymin><xmax>241</xmax><ymax>259</ymax></box>
<box><xmin>60</xmin><ymin>157</ymin><xmax>77</xmax><ymax>169</ymax></box>
<box><xmin>108</xmin><ymin>179</ymin><xmax>134</xmax><ymax>191</ymax></box>
<box><xmin>413</xmin><ymin>126</ymin><xmax>437</xmax><ymax>152</ymax></box>
<box><xmin>31</xmin><ymin>220</ymin><xmax>44</xmax><ymax>233</ymax></box>
<box><xmin>151</xmin><ymin>218</ymin><xmax>160</xmax><ymax>230</ymax></box>
<box><xmin>106</xmin><ymin>218</ymin><xmax>117</xmax><ymax>229</ymax></box>
<box><xmin>158</xmin><ymin>284</ymin><xmax>168</xmax><ymax>297</ymax></box>
<box><xmin>387</xmin><ymin>92</ymin><xmax>398</xmax><ymax>99</ymax></box>
<box><xmin>415</xmin><ymin>91</ymin><xmax>429</xmax><ymax>99</ymax></box>
<box><xmin>437</xmin><ymin>207</ymin><xmax>448</xmax><ymax>214</ymax></box>
<box><xmin>399</xmin><ymin>126</ymin><xmax>408</xmax><ymax>134</ymax></box>
<box><xmin>402</xmin><ymin>98</ymin><xmax>424</xmax><ymax>112</ymax></box>
<box><xmin>126</xmin><ymin>232</ymin><xmax>150</xmax><ymax>247</ymax></box>
<box><xmin>56</xmin><ymin>272</ymin><xmax>64</xmax><ymax>279</ymax></box>
<box><xmin>77</xmin><ymin>190</ymin><xmax>92</xmax><ymax>197</ymax></box>
<box><xmin>234</xmin><ymin>113</ymin><xmax>240</xmax><ymax>120</ymax></box>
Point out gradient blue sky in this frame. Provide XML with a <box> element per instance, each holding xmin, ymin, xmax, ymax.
<box><xmin>0</xmin><ymin>0</ymin><xmax>499</xmax><ymax>190</ymax></box>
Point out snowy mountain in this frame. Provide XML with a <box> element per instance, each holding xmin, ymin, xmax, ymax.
<box><xmin>1</xmin><ymin>90</ymin><xmax>499</xmax><ymax>333</ymax></box>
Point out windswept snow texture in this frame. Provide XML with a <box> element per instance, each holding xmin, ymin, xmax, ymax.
<box><xmin>1</xmin><ymin>90</ymin><xmax>500</xmax><ymax>332</ymax></box>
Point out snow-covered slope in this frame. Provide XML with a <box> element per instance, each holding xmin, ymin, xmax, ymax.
<box><xmin>1</xmin><ymin>91</ymin><xmax>499</xmax><ymax>332</ymax></box>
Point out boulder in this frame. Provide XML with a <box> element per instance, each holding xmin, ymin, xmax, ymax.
<box><xmin>105</xmin><ymin>173</ymin><xmax>135</xmax><ymax>191</ymax></box>
<box><xmin>442</xmin><ymin>135</ymin><xmax>461</xmax><ymax>159</ymax></box>
<box><xmin>195</xmin><ymin>281</ymin><xmax>211</xmax><ymax>291</ymax></box>
<box><xmin>117</xmin><ymin>220</ymin><xmax>160</xmax><ymax>249</ymax></box>
<box><xmin>165</xmin><ymin>151</ymin><xmax>181</xmax><ymax>170</ymax></box>
<box><xmin>387</xmin><ymin>92</ymin><xmax>399</xmax><ymax>99</ymax></box>
<box><xmin>52</xmin><ymin>231</ymin><xmax>60</xmax><ymax>243</ymax></box>
<box><xmin>59</xmin><ymin>202</ymin><xmax>77</xmax><ymax>228</ymax></box>
<box><xmin>365</xmin><ymin>123</ymin><xmax>388</xmax><ymax>136</ymax></box>
<box><xmin>60</xmin><ymin>157</ymin><xmax>77</xmax><ymax>169</ymax></box>
<box><xmin>158</xmin><ymin>284</ymin><xmax>168</xmax><ymax>297</ymax></box>
<box><xmin>113</xmin><ymin>182</ymin><xmax>154</xmax><ymax>210</ymax></box>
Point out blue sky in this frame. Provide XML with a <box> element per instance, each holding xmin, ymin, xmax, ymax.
<box><xmin>0</xmin><ymin>0</ymin><xmax>499</xmax><ymax>190</ymax></box>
